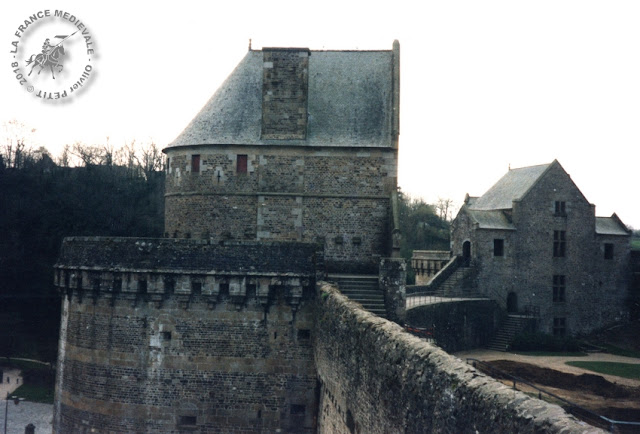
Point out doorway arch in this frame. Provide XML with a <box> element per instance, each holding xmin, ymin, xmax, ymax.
<box><xmin>462</xmin><ymin>241</ymin><xmax>471</xmax><ymax>266</ymax></box>
<box><xmin>507</xmin><ymin>292</ymin><xmax>518</xmax><ymax>313</ymax></box>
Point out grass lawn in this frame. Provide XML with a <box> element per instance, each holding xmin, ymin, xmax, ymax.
<box><xmin>512</xmin><ymin>351</ymin><xmax>587</xmax><ymax>357</ymax></box>
<box><xmin>565</xmin><ymin>361</ymin><xmax>640</xmax><ymax>380</ymax></box>
<box><xmin>0</xmin><ymin>358</ymin><xmax>51</xmax><ymax>370</ymax></box>
<box><xmin>0</xmin><ymin>357</ymin><xmax>55</xmax><ymax>404</ymax></box>
<box><xmin>600</xmin><ymin>344</ymin><xmax>640</xmax><ymax>359</ymax></box>
<box><xmin>10</xmin><ymin>383</ymin><xmax>55</xmax><ymax>404</ymax></box>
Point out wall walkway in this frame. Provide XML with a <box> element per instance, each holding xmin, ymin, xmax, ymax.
<box><xmin>314</xmin><ymin>282</ymin><xmax>602</xmax><ymax>433</ymax></box>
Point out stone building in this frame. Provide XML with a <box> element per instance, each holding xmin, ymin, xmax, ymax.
<box><xmin>52</xmin><ymin>42</ymin><xmax>400</xmax><ymax>432</ymax></box>
<box><xmin>450</xmin><ymin>160</ymin><xmax>631</xmax><ymax>335</ymax></box>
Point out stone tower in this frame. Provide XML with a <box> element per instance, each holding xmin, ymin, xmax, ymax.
<box><xmin>163</xmin><ymin>42</ymin><xmax>400</xmax><ymax>273</ymax></box>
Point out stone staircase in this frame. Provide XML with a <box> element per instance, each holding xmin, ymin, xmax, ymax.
<box><xmin>487</xmin><ymin>315</ymin><xmax>532</xmax><ymax>352</ymax></box>
<box><xmin>433</xmin><ymin>266</ymin><xmax>477</xmax><ymax>296</ymax></box>
<box><xmin>328</xmin><ymin>274</ymin><xmax>386</xmax><ymax>318</ymax></box>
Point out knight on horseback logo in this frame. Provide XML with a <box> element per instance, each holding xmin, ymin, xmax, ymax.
<box><xmin>25</xmin><ymin>32</ymin><xmax>76</xmax><ymax>80</ymax></box>
<box><xmin>10</xmin><ymin>9</ymin><xmax>96</xmax><ymax>100</ymax></box>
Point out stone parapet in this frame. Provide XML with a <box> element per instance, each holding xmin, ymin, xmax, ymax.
<box><xmin>314</xmin><ymin>282</ymin><xmax>602</xmax><ymax>433</ymax></box>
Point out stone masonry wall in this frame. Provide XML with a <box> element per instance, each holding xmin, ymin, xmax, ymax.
<box><xmin>164</xmin><ymin>146</ymin><xmax>396</xmax><ymax>272</ymax></box>
<box><xmin>314</xmin><ymin>282</ymin><xmax>602</xmax><ymax>433</ymax></box>
<box><xmin>262</xmin><ymin>49</ymin><xmax>309</xmax><ymax>140</ymax></box>
<box><xmin>406</xmin><ymin>300</ymin><xmax>502</xmax><ymax>353</ymax></box>
<box><xmin>53</xmin><ymin>238</ymin><xmax>319</xmax><ymax>433</ymax></box>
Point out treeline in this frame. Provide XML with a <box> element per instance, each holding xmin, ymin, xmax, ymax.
<box><xmin>397</xmin><ymin>192</ymin><xmax>453</xmax><ymax>283</ymax></box>
<box><xmin>0</xmin><ymin>144</ymin><xmax>165</xmax><ymax>362</ymax></box>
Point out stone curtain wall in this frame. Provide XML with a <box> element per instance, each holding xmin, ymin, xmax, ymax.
<box><xmin>314</xmin><ymin>282</ymin><xmax>601</xmax><ymax>433</ymax></box>
<box><xmin>53</xmin><ymin>238</ymin><xmax>319</xmax><ymax>433</ymax></box>
<box><xmin>406</xmin><ymin>300</ymin><xmax>502</xmax><ymax>353</ymax></box>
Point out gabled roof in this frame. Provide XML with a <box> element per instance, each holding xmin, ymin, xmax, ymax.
<box><xmin>596</xmin><ymin>214</ymin><xmax>631</xmax><ymax>236</ymax></box>
<box><xmin>166</xmin><ymin>44</ymin><xmax>399</xmax><ymax>150</ymax></box>
<box><xmin>466</xmin><ymin>209</ymin><xmax>516</xmax><ymax>231</ymax></box>
<box><xmin>470</xmin><ymin>162</ymin><xmax>553</xmax><ymax>211</ymax></box>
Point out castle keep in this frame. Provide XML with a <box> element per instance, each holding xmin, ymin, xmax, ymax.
<box><xmin>164</xmin><ymin>43</ymin><xmax>400</xmax><ymax>273</ymax></box>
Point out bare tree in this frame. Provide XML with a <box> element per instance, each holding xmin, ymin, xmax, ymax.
<box><xmin>1</xmin><ymin>119</ymin><xmax>36</xmax><ymax>169</ymax></box>
<box><xmin>136</xmin><ymin>140</ymin><xmax>164</xmax><ymax>179</ymax></box>
<box><xmin>71</xmin><ymin>142</ymin><xmax>103</xmax><ymax>166</ymax></box>
<box><xmin>435</xmin><ymin>197</ymin><xmax>455</xmax><ymax>222</ymax></box>
<box><xmin>57</xmin><ymin>144</ymin><xmax>71</xmax><ymax>167</ymax></box>
<box><xmin>102</xmin><ymin>136</ymin><xmax>114</xmax><ymax>166</ymax></box>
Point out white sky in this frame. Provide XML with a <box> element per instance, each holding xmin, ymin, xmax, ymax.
<box><xmin>2</xmin><ymin>1</ymin><xmax>639</xmax><ymax>228</ymax></box>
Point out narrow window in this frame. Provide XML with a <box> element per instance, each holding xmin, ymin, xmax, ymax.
<box><xmin>113</xmin><ymin>278</ymin><xmax>123</xmax><ymax>293</ymax></box>
<box><xmin>553</xmin><ymin>231</ymin><xmax>566</xmax><ymax>257</ymax></box>
<box><xmin>554</xmin><ymin>201</ymin><xmax>566</xmax><ymax>216</ymax></box>
<box><xmin>178</xmin><ymin>415</ymin><xmax>197</xmax><ymax>426</ymax></box>
<box><xmin>164</xmin><ymin>277</ymin><xmax>175</xmax><ymax>294</ymax></box>
<box><xmin>553</xmin><ymin>317</ymin><xmax>566</xmax><ymax>336</ymax></box>
<box><xmin>191</xmin><ymin>281</ymin><xmax>202</xmax><ymax>295</ymax></box>
<box><xmin>191</xmin><ymin>154</ymin><xmax>200</xmax><ymax>173</ymax></box>
<box><xmin>237</xmin><ymin>154</ymin><xmax>248</xmax><ymax>174</ymax></box>
<box><xmin>552</xmin><ymin>275</ymin><xmax>565</xmax><ymax>302</ymax></box>
<box><xmin>604</xmin><ymin>243</ymin><xmax>614</xmax><ymax>260</ymax></box>
<box><xmin>493</xmin><ymin>239</ymin><xmax>504</xmax><ymax>257</ymax></box>
<box><xmin>138</xmin><ymin>279</ymin><xmax>147</xmax><ymax>294</ymax></box>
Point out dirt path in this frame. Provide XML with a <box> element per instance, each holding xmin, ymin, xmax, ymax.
<box><xmin>454</xmin><ymin>349</ymin><xmax>640</xmax><ymax>387</ymax></box>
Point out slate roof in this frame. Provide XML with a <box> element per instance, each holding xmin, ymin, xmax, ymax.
<box><xmin>596</xmin><ymin>216</ymin><xmax>631</xmax><ymax>236</ymax></box>
<box><xmin>470</xmin><ymin>162</ymin><xmax>552</xmax><ymax>211</ymax></box>
<box><xmin>55</xmin><ymin>237</ymin><xmax>319</xmax><ymax>275</ymax></box>
<box><xmin>466</xmin><ymin>209</ymin><xmax>516</xmax><ymax>230</ymax></box>
<box><xmin>167</xmin><ymin>47</ymin><xmax>396</xmax><ymax>149</ymax></box>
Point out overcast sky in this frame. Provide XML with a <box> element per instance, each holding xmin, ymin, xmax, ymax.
<box><xmin>2</xmin><ymin>1</ymin><xmax>639</xmax><ymax>227</ymax></box>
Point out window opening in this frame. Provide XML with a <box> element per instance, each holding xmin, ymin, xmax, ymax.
<box><xmin>237</xmin><ymin>154</ymin><xmax>248</xmax><ymax>174</ymax></box>
<box><xmin>553</xmin><ymin>231</ymin><xmax>566</xmax><ymax>257</ymax></box>
<box><xmin>191</xmin><ymin>154</ymin><xmax>200</xmax><ymax>173</ymax></box>
<box><xmin>604</xmin><ymin>243</ymin><xmax>614</xmax><ymax>260</ymax></box>
<box><xmin>552</xmin><ymin>275</ymin><xmax>565</xmax><ymax>302</ymax></box>
<box><xmin>553</xmin><ymin>317</ymin><xmax>566</xmax><ymax>336</ymax></box>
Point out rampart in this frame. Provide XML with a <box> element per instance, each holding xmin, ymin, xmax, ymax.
<box><xmin>53</xmin><ymin>237</ymin><xmax>320</xmax><ymax>433</ymax></box>
<box><xmin>314</xmin><ymin>282</ymin><xmax>601</xmax><ymax>433</ymax></box>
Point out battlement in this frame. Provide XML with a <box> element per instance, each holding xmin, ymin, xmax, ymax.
<box><xmin>54</xmin><ymin>237</ymin><xmax>321</xmax><ymax>310</ymax></box>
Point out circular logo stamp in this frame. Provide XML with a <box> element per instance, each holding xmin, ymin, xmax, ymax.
<box><xmin>9</xmin><ymin>10</ymin><xmax>96</xmax><ymax>101</ymax></box>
